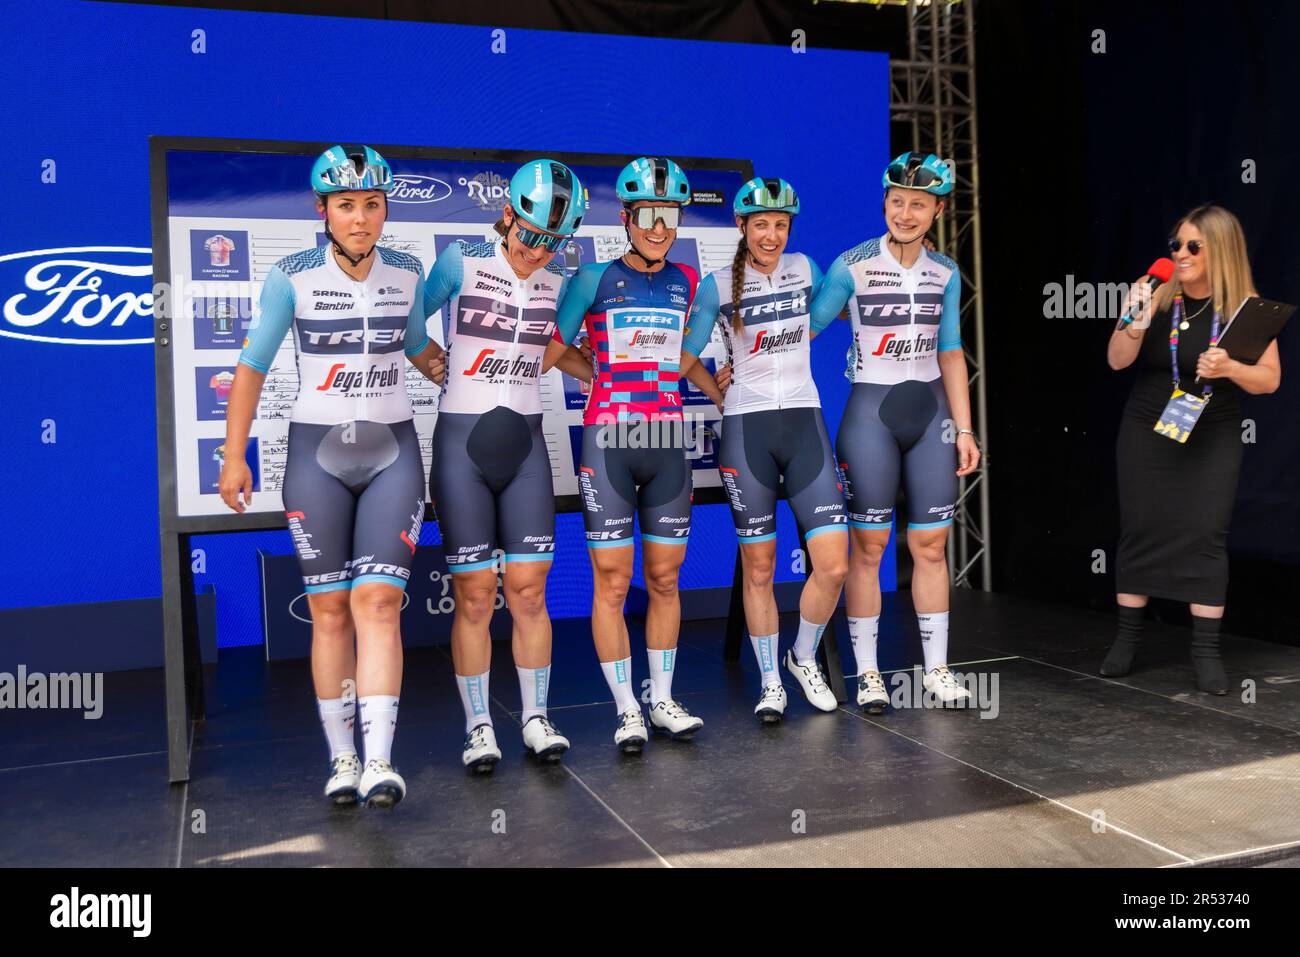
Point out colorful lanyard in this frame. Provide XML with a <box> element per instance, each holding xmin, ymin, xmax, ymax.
<box><xmin>1169</xmin><ymin>295</ymin><xmax>1221</xmax><ymax>396</ymax></box>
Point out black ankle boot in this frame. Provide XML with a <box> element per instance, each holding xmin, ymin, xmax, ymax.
<box><xmin>1100</xmin><ymin>605</ymin><xmax>1145</xmax><ymax>676</ymax></box>
<box><xmin>1190</xmin><ymin>615</ymin><xmax>1229</xmax><ymax>695</ymax></box>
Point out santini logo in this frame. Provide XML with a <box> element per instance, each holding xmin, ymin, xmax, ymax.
<box><xmin>0</xmin><ymin>246</ymin><xmax>153</xmax><ymax>345</ymax></box>
<box><xmin>50</xmin><ymin>887</ymin><xmax>151</xmax><ymax>937</ymax></box>
<box><xmin>388</xmin><ymin>175</ymin><xmax>453</xmax><ymax>204</ymax></box>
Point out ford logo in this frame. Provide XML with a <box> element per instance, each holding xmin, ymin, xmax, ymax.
<box><xmin>388</xmin><ymin>175</ymin><xmax>453</xmax><ymax>204</ymax></box>
<box><xmin>0</xmin><ymin>246</ymin><xmax>154</xmax><ymax>345</ymax></box>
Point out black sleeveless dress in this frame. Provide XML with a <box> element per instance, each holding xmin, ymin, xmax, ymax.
<box><xmin>1115</xmin><ymin>296</ymin><xmax>1243</xmax><ymax>605</ymax></box>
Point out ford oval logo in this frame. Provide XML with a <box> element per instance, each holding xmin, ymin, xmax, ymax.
<box><xmin>388</xmin><ymin>175</ymin><xmax>453</xmax><ymax>204</ymax></box>
<box><xmin>0</xmin><ymin>246</ymin><xmax>154</xmax><ymax>345</ymax></box>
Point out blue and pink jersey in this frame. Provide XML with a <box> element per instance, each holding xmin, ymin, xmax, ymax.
<box><xmin>554</xmin><ymin>258</ymin><xmax>699</xmax><ymax>425</ymax></box>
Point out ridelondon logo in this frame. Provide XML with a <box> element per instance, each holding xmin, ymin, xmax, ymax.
<box><xmin>458</xmin><ymin>171</ymin><xmax>511</xmax><ymax>212</ymax></box>
<box><xmin>0</xmin><ymin>246</ymin><xmax>154</xmax><ymax>345</ymax></box>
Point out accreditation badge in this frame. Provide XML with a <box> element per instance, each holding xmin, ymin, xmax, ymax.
<box><xmin>1154</xmin><ymin>388</ymin><xmax>1209</xmax><ymax>444</ymax></box>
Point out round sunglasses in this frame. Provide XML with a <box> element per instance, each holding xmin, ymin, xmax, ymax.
<box><xmin>1168</xmin><ymin>238</ymin><xmax>1205</xmax><ymax>256</ymax></box>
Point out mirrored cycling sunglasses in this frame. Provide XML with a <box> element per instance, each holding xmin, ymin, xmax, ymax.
<box><xmin>321</xmin><ymin>163</ymin><xmax>392</xmax><ymax>191</ymax></box>
<box><xmin>514</xmin><ymin>221</ymin><xmax>569</xmax><ymax>253</ymax></box>
<box><xmin>884</xmin><ymin>161</ymin><xmax>944</xmax><ymax>191</ymax></box>
<box><xmin>628</xmin><ymin>205</ymin><xmax>682</xmax><ymax>230</ymax></box>
<box><xmin>1168</xmin><ymin>238</ymin><xmax>1204</xmax><ymax>256</ymax></box>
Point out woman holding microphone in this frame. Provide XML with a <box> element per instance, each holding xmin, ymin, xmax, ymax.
<box><xmin>1103</xmin><ymin>205</ymin><xmax>1281</xmax><ymax>694</ymax></box>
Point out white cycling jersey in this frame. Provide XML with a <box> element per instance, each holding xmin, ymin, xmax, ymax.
<box><xmin>424</xmin><ymin>240</ymin><xmax>566</xmax><ymax>416</ymax></box>
<box><xmin>684</xmin><ymin>252</ymin><xmax>823</xmax><ymax>416</ymax></box>
<box><xmin>809</xmin><ymin>235</ymin><xmax>962</xmax><ymax>385</ymax></box>
<box><xmin>238</xmin><ymin>244</ymin><xmax>430</xmax><ymax>424</ymax></box>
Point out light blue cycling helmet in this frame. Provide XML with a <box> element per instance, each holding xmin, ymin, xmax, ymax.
<box><xmin>509</xmin><ymin>159</ymin><xmax>587</xmax><ymax>235</ymax></box>
<box><xmin>734</xmin><ymin>176</ymin><xmax>800</xmax><ymax>216</ymax></box>
<box><xmin>311</xmin><ymin>145</ymin><xmax>394</xmax><ymax>194</ymax></box>
<box><xmin>616</xmin><ymin>156</ymin><xmax>692</xmax><ymax>205</ymax></box>
<box><xmin>881</xmin><ymin>151</ymin><xmax>953</xmax><ymax>196</ymax></box>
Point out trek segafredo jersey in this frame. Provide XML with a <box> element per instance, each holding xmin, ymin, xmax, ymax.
<box><xmin>555</xmin><ymin>258</ymin><xmax>699</xmax><ymax>425</ymax></box>
<box><xmin>809</xmin><ymin>235</ymin><xmax>961</xmax><ymax>384</ymax></box>
<box><xmin>238</xmin><ymin>245</ymin><xmax>430</xmax><ymax>424</ymax></box>
<box><xmin>423</xmin><ymin>240</ymin><xmax>566</xmax><ymax>416</ymax></box>
<box><xmin>684</xmin><ymin>252</ymin><xmax>823</xmax><ymax>416</ymax></box>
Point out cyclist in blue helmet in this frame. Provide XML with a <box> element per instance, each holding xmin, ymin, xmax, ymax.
<box><xmin>552</xmin><ymin>155</ymin><xmax>724</xmax><ymax>752</ymax></box>
<box><xmin>219</xmin><ymin>145</ymin><xmax>444</xmax><ymax>809</ymax></box>
<box><xmin>807</xmin><ymin>151</ymin><xmax>980</xmax><ymax>714</ymax></box>
<box><xmin>421</xmin><ymin>159</ymin><xmax>595</xmax><ymax>771</ymax></box>
<box><xmin>680</xmin><ymin>177</ymin><xmax>849</xmax><ymax>723</ymax></box>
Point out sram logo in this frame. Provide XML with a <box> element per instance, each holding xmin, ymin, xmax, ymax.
<box><xmin>0</xmin><ymin>246</ymin><xmax>154</xmax><ymax>345</ymax></box>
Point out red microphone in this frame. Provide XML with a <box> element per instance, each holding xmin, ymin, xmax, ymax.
<box><xmin>1118</xmin><ymin>257</ymin><xmax>1175</xmax><ymax>327</ymax></box>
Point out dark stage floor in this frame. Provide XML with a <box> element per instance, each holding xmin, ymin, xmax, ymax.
<box><xmin>3</xmin><ymin>590</ymin><xmax>1298</xmax><ymax>868</ymax></box>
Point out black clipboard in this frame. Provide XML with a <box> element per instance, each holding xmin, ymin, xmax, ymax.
<box><xmin>1216</xmin><ymin>296</ymin><xmax>1295</xmax><ymax>364</ymax></box>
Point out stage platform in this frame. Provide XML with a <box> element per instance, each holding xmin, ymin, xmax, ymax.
<box><xmin>3</xmin><ymin>590</ymin><xmax>1298</xmax><ymax>868</ymax></box>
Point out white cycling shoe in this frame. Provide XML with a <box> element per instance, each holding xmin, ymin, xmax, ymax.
<box><xmin>324</xmin><ymin>752</ymin><xmax>361</xmax><ymax>805</ymax></box>
<box><xmin>754</xmin><ymin>683</ymin><xmax>788</xmax><ymax>724</ymax></box>
<box><xmin>784</xmin><ymin>650</ymin><xmax>838</xmax><ymax>712</ymax></box>
<box><xmin>358</xmin><ymin>758</ymin><xmax>406</xmax><ymax>809</ymax></box>
<box><xmin>614</xmin><ymin>707</ymin><xmax>648</xmax><ymax>754</ymax></box>
<box><xmin>856</xmin><ymin>669</ymin><xmax>890</xmax><ymax>714</ymax></box>
<box><xmin>923</xmin><ymin>665</ymin><xmax>972</xmax><ymax>705</ymax></box>
<box><xmin>648</xmin><ymin>699</ymin><xmax>704</xmax><ymax>739</ymax></box>
<box><xmin>463</xmin><ymin>722</ymin><xmax>502</xmax><ymax>773</ymax></box>
<box><xmin>522</xmin><ymin>714</ymin><xmax>570</xmax><ymax>762</ymax></box>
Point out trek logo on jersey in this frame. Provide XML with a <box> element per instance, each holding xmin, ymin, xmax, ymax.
<box><xmin>610</xmin><ymin>308</ymin><xmax>678</xmax><ymax>330</ymax></box>
<box><xmin>299</xmin><ymin>316</ymin><xmax>408</xmax><ymax>355</ymax></box>
<box><xmin>856</xmin><ymin>299</ymin><xmax>944</xmax><ymax>319</ymax></box>
<box><xmin>734</xmin><ymin>289</ymin><xmax>809</xmax><ymax>323</ymax></box>
<box><xmin>630</xmin><ymin>330</ymin><xmax>669</xmax><ymax>347</ymax></box>
<box><xmin>315</xmin><ymin>360</ymin><xmax>403</xmax><ymax>394</ymax></box>
<box><xmin>869</xmin><ymin>331</ymin><xmax>938</xmax><ymax>358</ymax></box>
<box><xmin>748</xmin><ymin>326</ymin><xmax>804</xmax><ymax>354</ymax></box>
<box><xmin>455</xmin><ymin>295</ymin><xmax>554</xmax><ymax>345</ymax></box>
<box><xmin>462</xmin><ymin>347</ymin><xmax>541</xmax><ymax>381</ymax></box>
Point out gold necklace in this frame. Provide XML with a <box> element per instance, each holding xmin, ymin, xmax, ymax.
<box><xmin>1180</xmin><ymin>298</ymin><xmax>1210</xmax><ymax>331</ymax></box>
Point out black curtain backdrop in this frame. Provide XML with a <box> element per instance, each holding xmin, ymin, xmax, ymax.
<box><xmin>108</xmin><ymin>0</ymin><xmax>1298</xmax><ymax>641</ymax></box>
<box><xmin>976</xmin><ymin>0</ymin><xmax>1300</xmax><ymax>643</ymax></box>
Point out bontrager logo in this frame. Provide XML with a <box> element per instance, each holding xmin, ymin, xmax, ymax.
<box><xmin>0</xmin><ymin>246</ymin><xmax>154</xmax><ymax>345</ymax></box>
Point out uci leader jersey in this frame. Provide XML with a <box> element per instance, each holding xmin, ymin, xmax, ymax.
<box><xmin>809</xmin><ymin>235</ymin><xmax>961</xmax><ymax>385</ymax></box>
<box><xmin>238</xmin><ymin>245</ymin><xmax>430</xmax><ymax>424</ymax></box>
<box><xmin>555</xmin><ymin>257</ymin><xmax>699</xmax><ymax>424</ymax></box>
<box><xmin>424</xmin><ymin>240</ymin><xmax>566</xmax><ymax>416</ymax></box>
<box><xmin>683</xmin><ymin>252</ymin><xmax>823</xmax><ymax>416</ymax></box>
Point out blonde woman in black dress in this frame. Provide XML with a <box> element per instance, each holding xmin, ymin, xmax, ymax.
<box><xmin>1102</xmin><ymin>204</ymin><xmax>1281</xmax><ymax>693</ymax></box>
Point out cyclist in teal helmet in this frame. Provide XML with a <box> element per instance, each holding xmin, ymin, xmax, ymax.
<box><xmin>681</xmin><ymin>176</ymin><xmax>849</xmax><ymax>723</ymax></box>
<box><xmin>220</xmin><ymin>144</ymin><xmax>443</xmax><ymax>809</ymax></box>
<box><xmin>421</xmin><ymin>158</ymin><xmax>595</xmax><ymax>771</ymax></box>
<box><xmin>808</xmin><ymin>150</ymin><xmax>980</xmax><ymax>715</ymax></box>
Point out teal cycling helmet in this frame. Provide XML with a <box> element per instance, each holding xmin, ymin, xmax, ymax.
<box><xmin>312</xmin><ymin>145</ymin><xmax>393</xmax><ymax>266</ymax></box>
<box><xmin>509</xmin><ymin>159</ymin><xmax>587</xmax><ymax>237</ymax></box>
<box><xmin>616</xmin><ymin>156</ymin><xmax>692</xmax><ymax>205</ymax></box>
<box><xmin>734</xmin><ymin>176</ymin><xmax>800</xmax><ymax>216</ymax></box>
<box><xmin>311</xmin><ymin>144</ymin><xmax>394</xmax><ymax>195</ymax></box>
<box><xmin>882</xmin><ymin>151</ymin><xmax>953</xmax><ymax>196</ymax></box>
